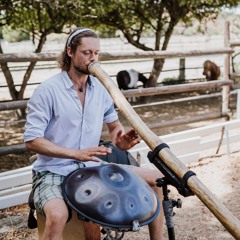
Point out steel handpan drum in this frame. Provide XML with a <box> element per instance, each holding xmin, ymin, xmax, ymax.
<box><xmin>62</xmin><ymin>164</ymin><xmax>160</xmax><ymax>230</ymax></box>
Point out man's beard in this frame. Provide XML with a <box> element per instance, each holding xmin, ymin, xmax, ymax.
<box><xmin>73</xmin><ymin>64</ymin><xmax>89</xmax><ymax>75</ymax></box>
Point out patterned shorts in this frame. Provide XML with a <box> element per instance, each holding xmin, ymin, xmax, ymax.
<box><xmin>32</xmin><ymin>171</ymin><xmax>66</xmax><ymax>215</ymax></box>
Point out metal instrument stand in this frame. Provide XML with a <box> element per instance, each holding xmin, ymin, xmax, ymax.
<box><xmin>147</xmin><ymin>143</ymin><xmax>196</xmax><ymax>240</ymax></box>
<box><xmin>156</xmin><ymin>178</ymin><xmax>182</xmax><ymax>240</ymax></box>
<box><xmin>101</xmin><ymin>228</ymin><xmax>125</xmax><ymax>240</ymax></box>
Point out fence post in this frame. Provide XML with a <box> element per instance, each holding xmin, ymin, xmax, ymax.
<box><xmin>237</xmin><ymin>90</ymin><xmax>240</xmax><ymax>119</ymax></box>
<box><xmin>179</xmin><ymin>58</ymin><xmax>185</xmax><ymax>81</ymax></box>
<box><xmin>222</xmin><ymin>21</ymin><xmax>231</xmax><ymax>115</ymax></box>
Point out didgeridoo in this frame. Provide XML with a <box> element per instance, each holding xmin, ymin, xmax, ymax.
<box><xmin>88</xmin><ymin>61</ymin><xmax>240</xmax><ymax>239</ymax></box>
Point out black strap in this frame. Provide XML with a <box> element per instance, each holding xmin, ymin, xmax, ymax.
<box><xmin>148</xmin><ymin>143</ymin><xmax>169</xmax><ymax>163</ymax></box>
<box><xmin>179</xmin><ymin>170</ymin><xmax>196</xmax><ymax>195</ymax></box>
<box><xmin>148</xmin><ymin>143</ymin><xmax>196</xmax><ymax>197</ymax></box>
<box><xmin>27</xmin><ymin>189</ymin><xmax>38</xmax><ymax>229</ymax></box>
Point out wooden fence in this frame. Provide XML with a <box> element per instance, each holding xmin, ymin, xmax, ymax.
<box><xmin>0</xmin><ymin>79</ymin><xmax>235</xmax><ymax>155</ymax></box>
<box><xmin>0</xmin><ymin>21</ymin><xmax>240</xmax><ymax>211</ymax></box>
<box><xmin>225</xmin><ymin>21</ymin><xmax>240</xmax><ymax>79</ymax></box>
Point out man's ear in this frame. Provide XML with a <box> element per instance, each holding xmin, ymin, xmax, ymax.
<box><xmin>67</xmin><ymin>47</ymin><xmax>73</xmax><ymax>58</ymax></box>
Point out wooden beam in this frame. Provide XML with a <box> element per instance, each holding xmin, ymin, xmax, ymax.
<box><xmin>0</xmin><ymin>171</ymin><xmax>32</xmax><ymax>191</ymax></box>
<box><xmin>230</xmin><ymin>73</ymin><xmax>240</xmax><ymax>79</ymax></box>
<box><xmin>102</xmin><ymin>112</ymin><xmax>226</xmax><ymax>138</ymax></box>
<box><xmin>0</xmin><ymin>48</ymin><xmax>234</xmax><ymax>63</ymax></box>
<box><xmin>0</xmin><ymin>190</ymin><xmax>31</xmax><ymax>209</ymax></box>
<box><xmin>0</xmin><ymin>144</ymin><xmax>27</xmax><ymax>155</ymax></box>
<box><xmin>0</xmin><ymin>52</ymin><xmax>59</xmax><ymax>63</ymax></box>
<box><xmin>0</xmin><ymin>100</ymin><xmax>28</xmax><ymax>111</ymax></box>
<box><xmin>121</xmin><ymin>80</ymin><xmax>232</xmax><ymax>98</ymax></box>
<box><xmin>100</xmin><ymin>48</ymin><xmax>234</xmax><ymax>61</ymax></box>
<box><xmin>229</xmin><ymin>41</ymin><xmax>240</xmax><ymax>48</ymax></box>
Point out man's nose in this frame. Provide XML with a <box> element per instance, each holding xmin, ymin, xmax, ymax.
<box><xmin>90</xmin><ymin>53</ymin><xmax>98</xmax><ymax>61</ymax></box>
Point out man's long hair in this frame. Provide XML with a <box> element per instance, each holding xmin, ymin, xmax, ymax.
<box><xmin>57</xmin><ymin>28</ymin><xmax>98</xmax><ymax>71</ymax></box>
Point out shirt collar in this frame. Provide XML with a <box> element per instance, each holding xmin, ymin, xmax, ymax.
<box><xmin>62</xmin><ymin>71</ymin><xmax>95</xmax><ymax>90</ymax></box>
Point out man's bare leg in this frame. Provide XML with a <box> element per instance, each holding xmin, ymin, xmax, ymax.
<box><xmin>148</xmin><ymin>186</ymin><xmax>164</xmax><ymax>240</ymax></box>
<box><xmin>42</xmin><ymin>198</ymin><xmax>69</xmax><ymax>240</ymax></box>
<box><xmin>132</xmin><ymin>166</ymin><xmax>164</xmax><ymax>240</ymax></box>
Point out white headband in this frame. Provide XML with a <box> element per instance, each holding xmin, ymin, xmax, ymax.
<box><xmin>67</xmin><ymin>28</ymin><xmax>95</xmax><ymax>46</ymax></box>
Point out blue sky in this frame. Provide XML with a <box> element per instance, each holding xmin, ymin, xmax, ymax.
<box><xmin>223</xmin><ymin>5</ymin><xmax>240</xmax><ymax>14</ymax></box>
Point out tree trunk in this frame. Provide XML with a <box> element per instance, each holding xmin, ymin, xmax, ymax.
<box><xmin>19</xmin><ymin>31</ymin><xmax>49</xmax><ymax>100</ymax></box>
<box><xmin>146</xmin><ymin>18</ymin><xmax>177</xmax><ymax>87</ymax></box>
<box><xmin>0</xmin><ymin>43</ymin><xmax>19</xmax><ymax>100</ymax></box>
<box><xmin>146</xmin><ymin>58</ymin><xmax>165</xmax><ymax>87</ymax></box>
<box><xmin>0</xmin><ymin>31</ymin><xmax>49</xmax><ymax>118</ymax></box>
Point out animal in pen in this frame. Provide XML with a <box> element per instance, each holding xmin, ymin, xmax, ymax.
<box><xmin>116</xmin><ymin>69</ymin><xmax>148</xmax><ymax>90</ymax></box>
<box><xmin>203</xmin><ymin>60</ymin><xmax>221</xmax><ymax>81</ymax></box>
<box><xmin>116</xmin><ymin>69</ymin><xmax>148</xmax><ymax>102</ymax></box>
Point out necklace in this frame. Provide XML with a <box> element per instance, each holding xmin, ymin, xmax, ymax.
<box><xmin>67</xmin><ymin>72</ymin><xmax>85</xmax><ymax>93</ymax></box>
<box><xmin>78</xmin><ymin>85</ymin><xmax>84</xmax><ymax>92</ymax></box>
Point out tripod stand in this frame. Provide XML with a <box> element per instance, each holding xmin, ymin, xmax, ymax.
<box><xmin>147</xmin><ymin>143</ymin><xmax>196</xmax><ymax>240</ymax></box>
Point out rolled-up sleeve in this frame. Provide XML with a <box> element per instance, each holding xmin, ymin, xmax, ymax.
<box><xmin>24</xmin><ymin>85</ymin><xmax>53</xmax><ymax>142</ymax></box>
<box><xmin>103</xmin><ymin>95</ymin><xmax>118</xmax><ymax>123</ymax></box>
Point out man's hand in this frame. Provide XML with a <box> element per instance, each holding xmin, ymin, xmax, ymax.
<box><xmin>75</xmin><ymin>145</ymin><xmax>112</xmax><ymax>162</ymax></box>
<box><xmin>115</xmin><ymin>129</ymin><xmax>140</xmax><ymax>151</ymax></box>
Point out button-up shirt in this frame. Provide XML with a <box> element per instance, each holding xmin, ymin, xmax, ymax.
<box><xmin>24</xmin><ymin>71</ymin><xmax>118</xmax><ymax>175</ymax></box>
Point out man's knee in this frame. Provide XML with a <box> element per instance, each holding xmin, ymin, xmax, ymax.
<box><xmin>46</xmin><ymin>210</ymin><xmax>68</xmax><ymax>226</ymax></box>
<box><xmin>44</xmin><ymin>199</ymin><xmax>69</xmax><ymax>228</ymax></box>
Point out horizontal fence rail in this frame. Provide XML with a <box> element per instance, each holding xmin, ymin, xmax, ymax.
<box><xmin>0</xmin><ymin>100</ymin><xmax>28</xmax><ymax>111</ymax></box>
<box><xmin>0</xmin><ymin>144</ymin><xmax>27</xmax><ymax>156</ymax></box>
<box><xmin>122</xmin><ymin>80</ymin><xmax>233</xmax><ymax>98</ymax></box>
<box><xmin>100</xmin><ymin>48</ymin><xmax>234</xmax><ymax>61</ymax></box>
<box><xmin>0</xmin><ymin>48</ymin><xmax>234</xmax><ymax>63</ymax></box>
<box><xmin>129</xmin><ymin>119</ymin><xmax>240</xmax><ymax>165</ymax></box>
<box><xmin>0</xmin><ymin>80</ymin><xmax>233</xmax><ymax>111</ymax></box>
<box><xmin>229</xmin><ymin>41</ymin><xmax>240</xmax><ymax>48</ymax></box>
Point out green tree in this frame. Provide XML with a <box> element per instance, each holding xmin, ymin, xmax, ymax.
<box><xmin>0</xmin><ymin>0</ymin><xmax>239</xmax><ymax>108</ymax></box>
<box><xmin>84</xmin><ymin>0</ymin><xmax>239</xmax><ymax>87</ymax></box>
<box><xmin>0</xmin><ymin>0</ymin><xmax>88</xmax><ymax>116</ymax></box>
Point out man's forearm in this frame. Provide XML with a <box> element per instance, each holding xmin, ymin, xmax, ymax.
<box><xmin>25</xmin><ymin>137</ymin><xmax>76</xmax><ymax>159</ymax></box>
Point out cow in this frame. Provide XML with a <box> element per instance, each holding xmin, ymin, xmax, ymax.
<box><xmin>116</xmin><ymin>69</ymin><xmax>148</xmax><ymax>90</ymax></box>
<box><xmin>203</xmin><ymin>60</ymin><xmax>221</xmax><ymax>81</ymax></box>
<box><xmin>116</xmin><ymin>69</ymin><xmax>148</xmax><ymax>102</ymax></box>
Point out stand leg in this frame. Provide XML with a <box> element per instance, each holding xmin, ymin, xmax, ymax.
<box><xmin>162</xmin><ymin>184</ymin><xmax>175</xmax><ymax>240</ymax></box>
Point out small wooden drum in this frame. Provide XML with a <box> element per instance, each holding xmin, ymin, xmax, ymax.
<box><xmin>62</xmin><ymin>164</ymin><xmax>160</xmax><ymax>231</ymax></box>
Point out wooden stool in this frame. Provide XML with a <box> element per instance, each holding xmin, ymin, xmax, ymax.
<box><xmin>37</xmin><ymin>211</ymin><xmax>101</xmax><ymax>240</ymax></box>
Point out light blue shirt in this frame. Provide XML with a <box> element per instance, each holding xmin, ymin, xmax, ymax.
<box><xmin>24</xmin><ymin>71</ymin><xmax>118</xmax><ymax>175</ymax></box>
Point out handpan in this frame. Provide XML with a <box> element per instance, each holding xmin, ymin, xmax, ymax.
<box><xmin>62</xmin><ymin>164</ymin><xmax>160</xmax><ymax>230</ymax></box>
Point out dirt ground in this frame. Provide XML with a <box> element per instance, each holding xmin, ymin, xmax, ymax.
<box><xmin>0</xmin><ymin>90</ymin><xmax>239</xmax><ymax>240</ymax></box>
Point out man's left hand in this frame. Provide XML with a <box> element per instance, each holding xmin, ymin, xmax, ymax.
<box><xmin>115</xmin><ymin>129</ymin><xmax>140</xmax><ymax>151</ymax></box>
